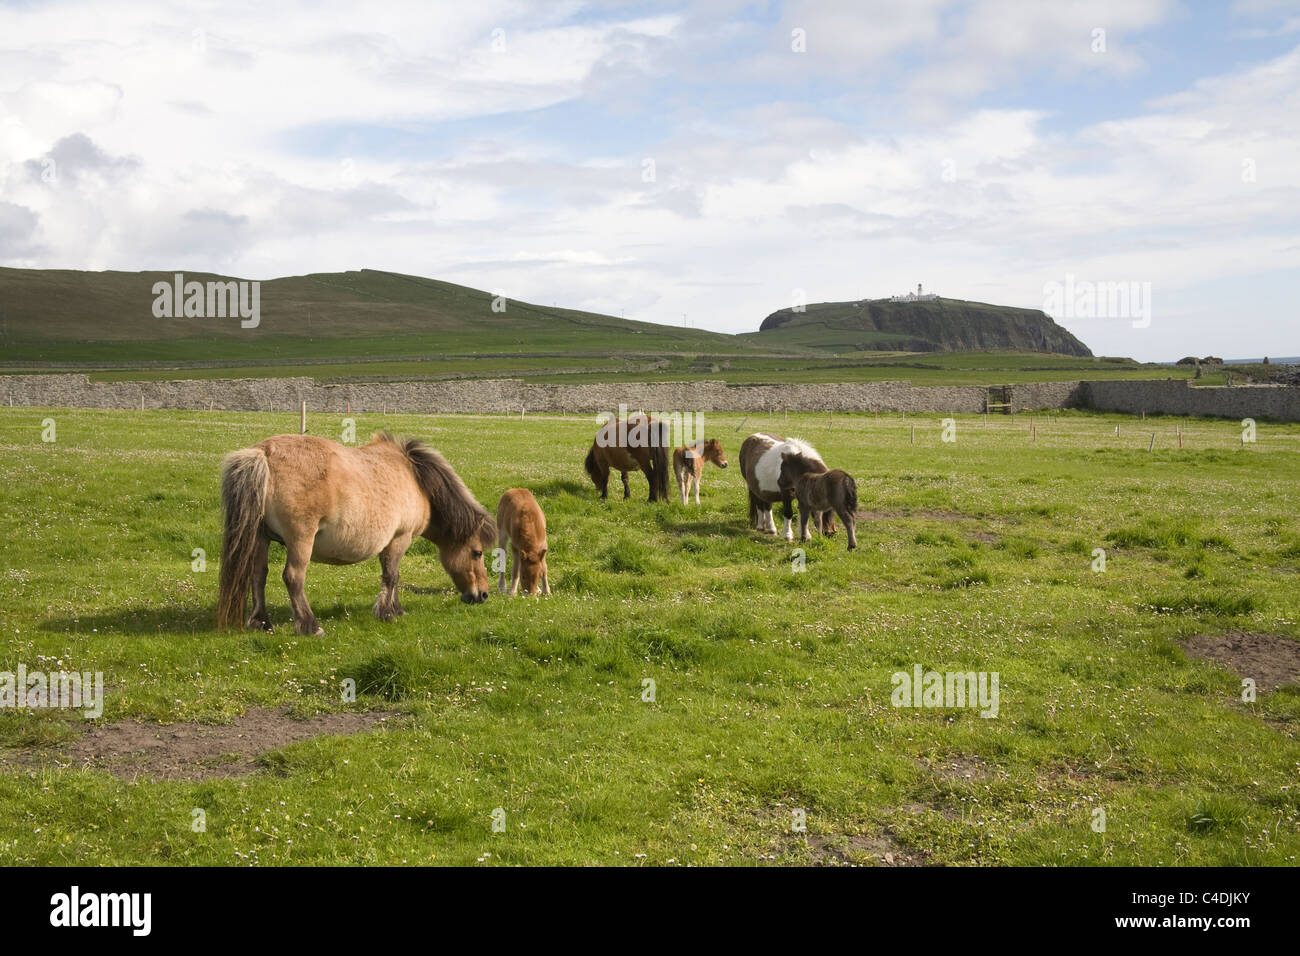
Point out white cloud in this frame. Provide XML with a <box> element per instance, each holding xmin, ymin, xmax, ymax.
<box><xmin>0</xmin><ymin>1</ymin><xmax>1296</xmax><ymax>360</ymax></box>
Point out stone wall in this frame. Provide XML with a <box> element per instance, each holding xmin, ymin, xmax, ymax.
<box><xmin>0</xmin><ymin>374</ymin><xmax>1082</xmax><ymax>415</ymax></box>
<box><xmin>2</xmin><ymin>373</ymin><xmax>1296</xmax><ymax>420</ymax></box>
<box><xmin>1078</xmin><ymin>379</ymin><xmax>1300</xmax><ymax>421</ymax></box>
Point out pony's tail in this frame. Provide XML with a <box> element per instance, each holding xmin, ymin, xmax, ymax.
<box><xmin>217</xmin><ymin>448</ymin><xmax>269</xmax><ymax>629</ymax></box>
<box><xmin>584</xmin><ymin>445</ymin><xmax>599</xmax><ymax>482</ymax></box>
<box><xmin>844</xmin><ymin>474</ymin><xmax>858</xmax><ymax>513</ymax></box>
<box><xmin>652</xmin><ymin>441</ymin><xmax>669</xmax><ymax>501</ymax></box>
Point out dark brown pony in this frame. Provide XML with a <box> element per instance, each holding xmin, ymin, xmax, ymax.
<box><xmin>584</xmin><ymin>413</ymin><xmax>671</xmax><ymax>502</ymax></box>
<box><xmin>218</xmin><ymin>432</ymin><xmax>495</xmax><ymax>636</ymax></box>
<box><xmin>778</xmin><ymin>451</ymin><xmax>859</xmax><ymax>550</ymax></box>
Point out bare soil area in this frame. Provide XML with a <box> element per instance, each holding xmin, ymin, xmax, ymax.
<box><xmin>11</xmin><ymin>707</ymin><xmax>399</xmax><ymax>780</ymax></box>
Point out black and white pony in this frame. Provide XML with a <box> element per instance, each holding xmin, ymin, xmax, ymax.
<box><xmin>738</xmin><ymin>433</ymin><xmax>835</xmax><ymax>540</ymax></box>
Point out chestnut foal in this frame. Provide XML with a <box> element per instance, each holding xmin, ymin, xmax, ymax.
<box><xmin>495</xmin><ymin>488</ymin><xmax>551</xmax><ymax>596</ymax></box>
<box><xmin>672</xmin><ymin>438</ymin><xmax>728</xmax><ymax>505</ymax></box>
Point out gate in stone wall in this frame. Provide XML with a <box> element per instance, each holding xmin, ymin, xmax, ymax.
<box><xmin>985</xmin><ymin>385</ymin><xmax>1012</xmax><ymax>414</ymax></box>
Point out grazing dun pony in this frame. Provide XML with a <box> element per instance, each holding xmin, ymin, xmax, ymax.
<box><xmin>778</xmin><ymin>451</ymin><xmax>859</xmax><ymax>550</ymax></box>
<box><xmin>496</xmin><ymin>488</ymin><xmax>551</xmax><ymax>596</ymax></box>
<box><xmin>218</xmin><ymin>432</ymin><xmax>495</xmax><ymax>636</ymax></box>
<box><xmin>583</xmin><ymin>413</ymin><xmax>671</xmax><ymax>502</ymax></box>
<box><xmin>673</xmin><ymin>438</ymin><xmax>728</xmax><ymax>505</ymax></box>
<box><xmin>738</xmin><ymin>434</ymin><xmax>834</xmax><ymax>540</ymax></box>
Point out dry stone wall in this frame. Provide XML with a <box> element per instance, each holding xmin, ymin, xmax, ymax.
<box><xmin>1077</xmin><ymin>379</ymin><xmax>1300</xmax><ymax>421</ymax></box>
<box><xmin>2</xmin><ymin>374</ymin><xmax>1297</xmax><ymax>420</ymax></box>
<box><xmin>1</xmin><ymin>374</ymin><xmax>1083</xmax><ymax>415</ymax></box>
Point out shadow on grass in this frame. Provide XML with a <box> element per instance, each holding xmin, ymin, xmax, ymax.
<box><xmin>38</xmin><ymin>604</ymin><xmax>218</xmax><ymax>636</ymax></box>
<box><xmin>530</xmin><ymin>478</ymin><xmax>594</xmax><ymax>499</ymax></box>
<box><xmin>36</xmin><ymin>598</ymin><xmax>381</xmax><ymax>636</ymax></box>
<box><xmin>402</xmin><ymin>584</ymin><xmax>461</xmax><ymax>597</ymax></box>
<box><xmin>657</xmin><ymin>518</ymin><xmax>750</xmax><ymax>539</ymax></box>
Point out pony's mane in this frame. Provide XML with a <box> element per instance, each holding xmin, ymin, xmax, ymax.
<box><xmin>376</xmin><ymin>433</ymin><xmax>495</xmax><ymax>546</ymax></box>
<box><xmin>778</xmin><ymin>449</ymin><xmax>828</xmax><ymax>480</ymax></box>
<box><xmin>780</xmin><ymin>437</ymin><xmax>823</xmax><ymax>462</ymax></box>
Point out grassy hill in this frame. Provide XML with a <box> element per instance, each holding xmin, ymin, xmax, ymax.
<box><xmin>747</xmin><ymin>297</ymin><xmax>1092</xmax><ymax>357</ymax></box>
<box><xmin>0</xmin><ymin>267</ymin><xmax>1184</xmax><ymax>386</ymax></box>
<box><xmin>0</xmin><ymin>267</ymin><xmax>776</xmax><ymax>364</ymax></box>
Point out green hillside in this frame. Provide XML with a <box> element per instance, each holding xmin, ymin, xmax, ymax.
<box><xmin>747</xmin><ymin>297</ymin><xmax>1092</xmax><ymax>356</ymax></box>
<box><xmin>0</xmin><ymin>267</ymin><xmax>1162</xmax><ymax>386</ymax></box>
<box><xmin>0</xmin><ymin>267</ymin><xmax>779</xmax><ymax>364</ymax></box>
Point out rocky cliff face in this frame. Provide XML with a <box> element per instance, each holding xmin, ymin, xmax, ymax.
<box><xmin>756</xmin><ymin>297</ymin><xmax>1093</xmax><ymax>357</ymax></box>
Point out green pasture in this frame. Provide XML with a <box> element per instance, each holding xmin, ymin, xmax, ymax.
<box><xmin>0</xmin><ymin>406</ymin><xmax>1296</xmax><ymax>865</ymax></box>
<box><xmin>3</xmin><ymin>349</ymin><xmax>1185</xmax><ymax>388</ymax></box>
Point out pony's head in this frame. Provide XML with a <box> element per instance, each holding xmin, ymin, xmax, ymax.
<box><xmin>778</xmin><ymin>451</ymin><xmax>826</xmax><ymax>493</ymax></box>
<box><xmin>700</xmin><ymin>438</ymin><xmax>728</xmax><ymax>468</ymax></box>
<box><xmin>437</xmin><ymin>515</ymin><xmax>497</xmax><ymax>604</ymax></box>
<box><xmin>395</xmin><ymin>435</ymin><xmax>495</xmax><ymax>604</ymax></box>
<box><xmin>515</xmin><ymin>544</ymin><xmax>549</xmax><ymax>596</ymax></box>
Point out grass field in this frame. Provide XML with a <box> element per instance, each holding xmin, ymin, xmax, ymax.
<box><xmin>1</xmin><ymin>406</ymin><xmax>1298</xmax><ymax>866</ymax></box>
<box><xmin>4</xmin><ymin>350</ymin><xmax>1182</xmax><ymax>388</ymax></box>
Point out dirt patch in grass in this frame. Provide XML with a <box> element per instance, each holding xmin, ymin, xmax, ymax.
<box><xmin>898</xmin><ymin>800</ymin><xmax>960</xmax><ymax>822</ymax></box>
<box><xmin>754</xmin><ymin>803</ymin><xmax>927</xmax><ymax>866</ymax></box>
<box><xmin>804</xmin><ymin>831</ymin><xmax>924</xmax><ymax>867</ymax></box>
<box><xmin>11</xmin><ymin>707</ymin><xmax>400</xmax><ymax>780</ymax></box>
<box><xmin>1184</xmin><ymin>632</ymin><xmax>1300</xmax><ymax>692</ymax></box>
<box><xmin>921</xmin><ymin>754</ymin><xmax>1003</xmax><ymax>782</ymax></box>
<box><xmin>857</xmin><ymin>508</ymin><xmax>971</xmax><ymax>522</ymax></box>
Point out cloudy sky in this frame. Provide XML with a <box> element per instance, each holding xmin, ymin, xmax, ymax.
<box><xmin>1</xmin><ymin>0</ymin><xmax>1297</xmax><ymax>360</ymax></box>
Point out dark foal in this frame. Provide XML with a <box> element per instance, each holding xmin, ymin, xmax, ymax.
<box><xmin>777</xmin><ymin>452</ymin><xmax>859</xmax><ymax>550</ymax></box>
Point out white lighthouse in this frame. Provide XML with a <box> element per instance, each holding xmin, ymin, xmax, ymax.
<box><xmin>890</xmin><ymin>283</ymin><xmax>939</xmax><ymax>303</ymax></box>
